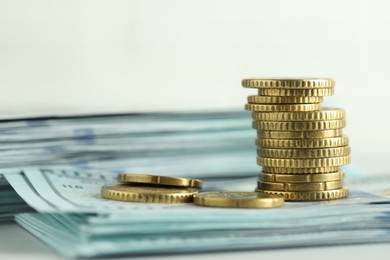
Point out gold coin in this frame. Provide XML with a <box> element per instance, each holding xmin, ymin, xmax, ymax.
<box><xmin>117</xmin><ymin>173</ymin><xmax>202</xmax><ymax>189</ymax></box>
<box><xmin>256</xmin><ymin>137</ymin><xmax>349</xmax><ymax>148</ymax></box>
<box><xmin>259</xmin><ymin>170</ymin><xmax>345</xmax><ymax>183</ymax></box>
<box><xmin>257</xmin><ymin>146</ymin><xmax>350</xmax><ymax>158</ymax></box>
<box><xmin>257</xmin><ymin>180</ymin><xmax>343</xmax><ymax>192</ymax></box>
<box><xmin>101</xmin><ymin>184</ymin><xmax>197</xmax><ymax>203</ymax></box>
<box><xmin>262</xmin><ymin>166</ymin><xmax>339</xmax><ymax>174</ymax></box>
<box><xmin>257</xmin><ymin>156</ymin><xmax>350</xmax><ymax>168</ymax></box>
<box><xmin>258</xmin><ymin>88</ymin><xmax>334</xmax><ymax>97</ymax></box>
<box><xmin>256</xmin><ymin>188</ymin><xmax>349</xmax><ymax>201</ymax></box>
<box><xmin>257</xmin><ymin>129</ymin><xmax>342</xmax><ymax>139</ymax></box>
<box><xmin>245</xmin><ymin>103</ymin><xmax>320</xmax><ymax>112</ymax></box>
<box><xmin>193</xmin><ymin>192</ymin><xmax>284</xmax><ymax>208</ymax></box>
<box><xmin>252</xmin><ymin>120</ymin><xmax>346</xmax><ymax>131</ymax></box>
<box><xmin>242</xmin><ymin>78</ymin><xmax>335</xmax><ymax>89</ymax></box>
<box><xmin>247</xmin><ymin>96</ymin><xmax>323</xmax><ymax>104</ymax></box>
<box><xmin>252</xmin><ymin>108</ymin><xmax>345</xmax><ymax>121</ymax></box>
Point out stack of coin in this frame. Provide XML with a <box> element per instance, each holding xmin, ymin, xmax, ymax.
<box><xmin>101</xmin><ymin>173</ymin><xmax>202</xmax><ymax>203</ymax></box>
<box><xmin>242</xmin><ymin>78</ymin><xmax>350</xmax><ymax>201</ymax></box>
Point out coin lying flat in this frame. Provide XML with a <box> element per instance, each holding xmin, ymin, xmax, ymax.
<box><xmin>259</xmin><ymin>170</ymin><xmax>345</xmax><ymax>183</ymax></box>
<box><xmin>257</xmin><ymin>146</ymin><xmax>350</xmax><ymax>158</ymax></box>
<box><xmin>117</xmin><ymin>173</ymin><xmax>202</xmax><ymax>189</ymax></box>
<box><xmin>101</xmin><ymin>184</ymin><xmax>197</xmax><ymax>203</ymax></box>
<box><xmin>257</xmin><ymin>180</ymin><xmax>343</xmax><ymax>192</ymax></box>
<box><xmin>252</xmin><ymin>108</ymin><xmax>345</xmax><ymax>121</ymax></box>
<box><xmin>257</xmin><ymin>156</ymin><xmax>351</xmax><ymax>168</ymax></box>
<box><xmin>262</xmin><ymin>166</ymin><xmax>339</xmax><ymax>174</ymax></box>
<box><xmin>193</xmin><ymin>192</ymin><xmax>284</xmax><ymax>208</ymax></box>
<box><xmin>257</xmin><ymin>188</ymin><xmax>349</xmax><ymax>201</ymax></box>
<box><xmin>247</xmin><ymin>96</ymin><xmax>323</xmax><ymax>104</ymax></box>
<box><xmin>257</xmin><ymin>129</ymin><xmax>342</xmax><ymax>139</ymax></box>
<box><xmin>245</xmin><ymin>103</ymin><xmax>320</xmax><ymax>112</ymax></box>
<box><xmin>242</xmin><ymin>78</ymin><xmax>335</xmax><ymax>89</ymax></box>
<box><xmin>258</xmin><ymin>88</ymin><xmax>334</xmax><ymax>97</ymax></box>
<box><xmin>256</xmin><ymin>137</ymin><xmax>349</xmax><ymax>149</ymax></box>
<box><xmin>252</xmin><ymin>120</ymin><xmax>346</xmax><ymax>131</ymax></box>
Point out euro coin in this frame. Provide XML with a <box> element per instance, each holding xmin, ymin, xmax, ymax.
<box><xmin>257</xmin><ymin>188</ymin><xmax>349</xmax><ymax>201</ymax></box>
<box><xmin>258</xmin><ymin>88</ymin><xmax>334</xmax><ymax>97</ymax></box>
<box><xmin>117</xmin><ymin>173</ymin><xmax>202</xmax><ymax>189</ymax></box>
<box><xmin>193</xmin><ymin>192</ymin><xmax>284</xmax><ymax>208</ymax></box>
<box><xmin>242</xmin><ymin>78</ymin><xmax>335</xmax><ymax>89</ymax></box>
<box><xmin>101</xmin><ymin>184</ymin><xmax>197</xmax><ymax>203</ymax></box>
<box><xmin>245</xmin><ymin>103</ymin><xmax>320</xmax><ymax>112</ymax></box>
<box><xmin>252</xmin><ymin>120</ymin><xmax>346</xmax><ymax>131</ymax></box>
<box><xmin>256</xmin><ymin>137</ymin><xmax>349</xmax><ymax>148</ymax></box>
<box><xmin>259</xmin><ymin>170</ymin><xmax>345</xmax><ymax>183</ymax></box>
<box><xmin>257</xmin><ymin>156</ymin><xmax>351</xmax><ymax>168</ymax></box>
<box><xmin>252</xmin><ymin>108</ymin><xmax>345</xmax><ymax>121</ymax></box>
<box><xmin>257</xmin><ymin>129</ymin><xmax>342</xmax><ymax>139</ymax></box>
<box><xmin>257</xmin><ymin>146</ymin><xmax>350</xmax><ymax>158</ymax></box>
<box><xmin>262</xmin><ymin>166</ymin><xmax>339</xmax><ymax>174</ymax></box>
<box><xmin>247</xmin><ymin>96</ymin><xmax>323</xmax><ymax>104</ymax></box>
<box><xmin>257</xmin><ymin>180</ymin><xmax>343</xmax><ymax>191</ymax></box>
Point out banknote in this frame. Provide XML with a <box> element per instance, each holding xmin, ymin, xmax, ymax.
<box><xmin>4</xmin><ymin>168</ymin><xmax>390</xmax><ymax>257</ymax></box>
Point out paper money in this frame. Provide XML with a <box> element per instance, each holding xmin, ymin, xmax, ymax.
<box><xmin>4</xmin><ymin>168</ymin><xmax>390</xmax><ymax>257</ymax></box>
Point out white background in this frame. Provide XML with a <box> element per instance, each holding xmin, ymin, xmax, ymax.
<box><xmin>0</xmin><ymin>0</ymin><xmax>389</xmax><ymax>173</ymax></box>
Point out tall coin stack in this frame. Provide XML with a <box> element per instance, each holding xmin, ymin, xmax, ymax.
<box><xmin>242</xmin><ymin>78</ymin><xmax>350</xmax><ymax>201</ymax></box>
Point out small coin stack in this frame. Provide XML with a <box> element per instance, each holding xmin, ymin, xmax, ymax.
<box><xmin>101</xmin><ymin>174</ymin><xmax>202</xmax><ymax>203</ymax></box>
<box><xmin>242</xmin><ymin>78</ymin><xmax>350</xmax><ymax>201</ymax></box>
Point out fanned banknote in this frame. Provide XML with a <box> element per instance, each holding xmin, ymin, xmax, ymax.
<box><xmin>3</xmin><ymin>168</ymin><xmax>390</xmax><ymax>258</ymax></box>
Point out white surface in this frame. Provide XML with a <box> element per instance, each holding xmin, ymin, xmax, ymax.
<box><xmin>1</xmin><ymin>223</ymin><xmax>390</xmax><ymax>260</ymax></box>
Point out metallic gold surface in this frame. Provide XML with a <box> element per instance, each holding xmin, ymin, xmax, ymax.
<box><xmin>256</xmin><ymin>137</ymin><xmax>349</xmax><ymax>148</ymax></box>
<box><xmin>253</xmin><ymin>120</ymin><xmax>346</xmax><ymax>131</ymax></box>
<box><xmin>247</xmin><ymin>95</ymin><xmax>323</xmax><ymax>104</ymax></box>
<box><xmin>257</xmin><ymin>180</ymin><xmax>343</xmax><ymax>191</ymax></box>
<box><xmin>257</xmin><ymin>129</ymin><xmax>342</xmax><ymax>139</ymax></box>
<box><xmin>257</xmin><ymin>188</ymin><xmax>349</xmax><ymax>201</ymax></box>
<box><xmin>257</xmin><ymin>156</ymin><xmax>351</xmax><ymax>168</ymax></box>
<box><xmin>118</xmin><ymin>173</ymin><xmax>202</xmax><ymax>189</ymax></box>
<box><xmin>262</xmin><ymin>166</ymin><xmax>339</xmax><ymax>174</ymax></box>
<box><xmin>258</xmin><ymin>88</ymin><xmax>334</xmax><ymax>97</ymax></box>
<box><xmin>245</xmin><ymin>103</ymin><xmax>320</xmax><ymax>112</ymax></box>
<box><xmin>242</xmin><ymin>78</ymin><xmax>335</xmax><ymax>89</ymax></box>
<box><xmin>252</xmin><ymin>108</ymin><xmax>345</xmax><ymax>121</ymax></box>
<box><xmin>101</xmin><ymin>184</ymin><xmax>197</xmax><ymax>203</ymax></box>
<box><xmin>259</xmin><ymin>170</ymin><xmax>345</xmax><ymax>183</ymax></box>
<box><xmin>257</xmin><ymin>146</ymin><xmax>350</xmax><ymax>158</ymax></box>
<box><xmin>193</xmin><ymin>192</ymin><xmax>284</xmax><ymax>208</ymax></box>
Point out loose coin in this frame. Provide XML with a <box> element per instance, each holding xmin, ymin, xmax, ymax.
<box><xmin>257</xmin><ymin>146</ymin><xmax>350</xmax><ymax>158</ymax></box>
<box><xmin>252</xmin><ymin>120</ymin><xmax>346</xmax><ymax>131</ymax></box>
<box><xmin>258</xmin><ymin>88</ymin><xmax>334</xmax><ymax>97</ymax></box>
<box><xmin>247</xmin><ymin>96</ymin><xmax>323</xmax><ymax>104</ymax></box>
<box><xmin>252</xmin><ymin>108</ymin><xmax>345</xmax><ymax>121</ymax></box>
<box><xmin>101</xmin><ymin>184</ymin><xmax>197</xmax><ymax>203</ymax></box>
<box><xmin>256</xmin><ymin>188</ymin><xmax>349</xmax><ymax>201</ymax></box>
<box><xmin>257</xmin><ymin>156</ymin><xmax>351</xmax><ymax>168</ymax></box>
<box><xmin>242</xmin><ymin>78</ymin><xmax>335</xmax><ymax>89</ymax></box>
<box><xmin>262</xmin><ymin>166</ymin><xmax>339</xmax><ymax>174</ymax></box>
<box><xmin>193</xmin><ymin>192</ymin><xmax>284</xmax><ymax>208</ymax></box>
<box><xmin>245</xmin><ymin>103</ymin><xmax>320</xmax><ymax>112</ymax></box>
<box><xmin>257</xmin><ymin>129</ymin><xmax>342</xmax><ymax>139</ymax></box>
<box><xmin>118</xmin><ymin>173</ymin><xmax>203</xmax><ymax>189</ymax></box>
<box><xmin>256</xmin><ymin>137</ymin><xmax>349</xmax><ymax>149</ymax></box>
<box><xmin>257</xmin><ymin>180</ymin><xmax>343</xmax><ymax>192</ymax></box>
<box><xmin>259</xmin><ymin>170</ymin><xmax>345</xmax><ymax>183</ymax></box>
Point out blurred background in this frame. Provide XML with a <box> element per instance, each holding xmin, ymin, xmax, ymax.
<box><xmin>0</xmin><ymin>0</ymin><xmax>389</xmax><ymax>174</ymax></box>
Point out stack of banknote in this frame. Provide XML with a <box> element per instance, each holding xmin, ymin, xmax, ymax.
<box><xmin>0</xmin><ymin>111</ymin><xmax>257</xmax><ymax>221</ymax></box>
<box><xmin>1</xmin><ymin>111</ymin><xmax>390</xmax><ymax>258</ymax></box>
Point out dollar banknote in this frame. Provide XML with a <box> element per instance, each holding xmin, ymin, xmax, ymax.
<box><xmin>3</xmin><ymin>167</ymin><xmax>390</xmax><ymax>258</ymax></box>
